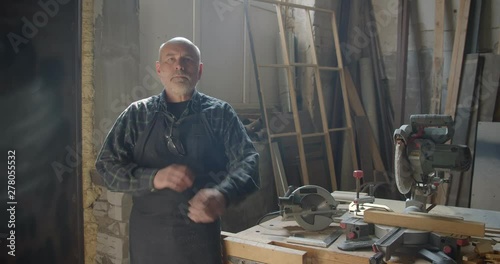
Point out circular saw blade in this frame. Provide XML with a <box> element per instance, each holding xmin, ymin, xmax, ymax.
<box><xmin>395</xmin><ymin>141</ymin><xmax>414</xmax><ymax>194</ymax></box>
<box><xmin>294</xmin><ymin>193</ymin><xmax>333</xmax><ymax>231</ymax></box>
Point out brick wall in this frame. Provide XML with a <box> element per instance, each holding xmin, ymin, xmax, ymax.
<box><xmin>92</xmin><ymin>189</ymin><xmax>131</xmax><ymax>264</ymax></box>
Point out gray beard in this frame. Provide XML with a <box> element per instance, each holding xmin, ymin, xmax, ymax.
<box><xmin>168</xmin><ymin>84</ymin><xmax>195</xmax><ymax>96</ymax></box>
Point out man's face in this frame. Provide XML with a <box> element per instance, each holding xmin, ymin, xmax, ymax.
<box><xmin>156</xmin><ymin>42</ymin><xmax>202</xmax><ymax>96</ymax></box>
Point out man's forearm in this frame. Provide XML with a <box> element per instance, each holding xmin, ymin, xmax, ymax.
<box><xmin>215</xmin><ymin>152</ymin><xmax>259</xmax><ymax>206</ymax></box>
<box><xmin>96</xmin><ymin>160</ymin><xmax>158</xmax><ymax>195</ymax></box>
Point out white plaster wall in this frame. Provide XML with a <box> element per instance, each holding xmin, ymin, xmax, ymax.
<box><xmin>138</xmin><ymin>0</ymin><xmax>196</xmax><ymax>98</ymax></box>
<box><xmin>138</xmin><ymin>0</ymin><xmax>280</xmax><ymax>107</ymax></box>
<box><xmin>200</xmin><ymin>1</ymin><xmax>245</xmax><ymax>104</ymax></box>
<box><xmin>243</xmin><ymin>2</ymin><xmax>281</xmax><ymax>108</ymax></box>
<box><xmin>371</xmin><ymin>0</ymin><xmax>400</xmax><ymax>56</ymax></box>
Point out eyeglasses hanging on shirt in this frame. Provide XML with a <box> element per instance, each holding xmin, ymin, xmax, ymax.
<box><xmin>165</xmin><ymin>121</ymin><xmax>186</xmax><ymax>156</ymax></box>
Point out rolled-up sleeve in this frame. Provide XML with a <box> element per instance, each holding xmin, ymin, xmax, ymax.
<box><xmin>215</xmin><ymin>104</ymin><xmax>260</xmax><ymax>206</ymax></box>
<box><xmin>95</xmin><ymin>105</ymin><xmax>158</xmax><ymax>196</ymax></box>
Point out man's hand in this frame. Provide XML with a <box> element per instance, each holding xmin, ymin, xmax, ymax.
<box><xmin>153</xmin><ymin>164</ymin><xmax>195</xmax><ymax>192</ymax></box>
<box><xmin>188</xmin><ymin>188</ymin><xmax>226</xmax><ymax>223</ymax></box>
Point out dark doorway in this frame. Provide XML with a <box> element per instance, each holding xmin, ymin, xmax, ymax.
<box><xmin>0</xmin><ymin>0</ymin><xmax>84</xmax><ymax>263</ymax></box>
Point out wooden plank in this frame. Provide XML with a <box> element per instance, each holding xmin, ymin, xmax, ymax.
<box><xmin>444</xmin><ymin>0</ymin><xmax>472</xmax><ymax>117</ymax></box>
<box><xmin>258</xmin><ymin>63</ymin><xmax>341</xmax><ymax>71</ymax></box>
<box><xmin>365</xmin><ymin>1</ymin><xmax>393</xmax><ymax>174</ymax></box>
<box><xmin>272</xmin><ymin>241</ymin><xmax>368</xmax><ymax>264</ymax></box>
<box><xmin>436</xmin><ymin>0</ymin><xmax>472</xmax><ymax>205</ymax></box>
<box><xmin>447</xmin><ymin>54</ymin><xmax>481</xmax><ymax>206</ymax></box>
<box><xmin>345</xmin><ymin>70</ymin><xmax>387</xmax><ymax>179</ymax></box>
<box><xmin>331</xmin><ymin>12</ymin><xmax>359</xmax><ymax>172</ymax></box>
<box><xmin>431</xmin><ymin>0</ymin><xmax>445</xmax><ymax>114</ymax></box>
<box><xmin>304</xmin><ymin>9</ymin><xmax>337</xmax><ymax>191</ymax></box>
<box><xmin>363</xmin><ymin>210</ymin><xmax>485</xmax><ymax>237</ymax></box>
<box><xmin>235</xmin><ymin>216</ymin><xmax>373</xmax><ymax>264</ymax></box>
<box><xmin>354</xmin><ymin>116</ymin><xmax>374</xmax><ymax>183</ymax></box>
<box><xmin>275</xmin><ymin>4</ymin><xmax>310</xmax><ymax>185</ymax></box>
<box><xmin>271</xmin><ymin>142</ymin><xmax>288</xmax><ymax>197</ymax></box>
<box><xmin>394</xmin><ymin>0</ymin><xmax>410</xmax><ymax>128</ymax></box>
<box><xmin>232</xmin><ymin>200</ymin><xmax>500</xmax><ymax>263</ymax></box>
<box><xmin>465</xmin><ymin>0</ymin><xmax>483</xmax><ymax>53</ymax></box>
<box><xmin>252</xmin><ymin>0</ymin><xmax>333</xmax><ymax>13</ymax></box>
<box><xmin>224</xmin><ymin>236</ymin><xmax>306</xmax><ymax>264</ymax></box>
<box><xmin>222</xmin><ymin>231</ymin><xmax>236</xmax><ymax>238</ymax></box>
<box><xmin>244</xmin><ymin>0</ymin><xmax>267</xmax><ymax>129</ymax></box>
<box><xmin>244</xmin><ymin>0</ymin><xmax>283</xmax><ymax>208</ymax></box>
<box><xmin>372</xmin><ymin>198</ymin><xmax>500</xmax><ymax>230</ymax></box>
<box><xmin>254</xmin><ymin>1</ymin><xmax>362</xmax><ymax>191</ymax></box>
<box><xmin>478</xmin><ymin>54</ymin><xmax>500</xmax><ymax>122</ymax></box>
<box><xmin>408</xmin><ymin>1</ymin><xmax>424</xmax><ymax>115</ymax></box>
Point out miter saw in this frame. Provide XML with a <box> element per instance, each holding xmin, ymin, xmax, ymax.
<box><xmin>337</xmin><ymin>115</ymin><xmax>472</xmax><ymax>263</ymax></box>
<box><xmin>278</xmin><ymin>185</ymin><xmax>346</xmax><ymax>231</ymax></box>
<box><xmin>365</xmin><ymin>114</ymin><xmax>473</xmax><ymax>263</ymax></box>
<box><xmin>394</xmin><ymin>114</ymin><xmax>471</xmax><ymax>212</ymax></box>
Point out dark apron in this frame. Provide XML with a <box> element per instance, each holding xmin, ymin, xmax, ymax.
<box><xmin>130</xmin><ymin>109</ymin><xmax>227</xmax><ymax>264</ymax></box>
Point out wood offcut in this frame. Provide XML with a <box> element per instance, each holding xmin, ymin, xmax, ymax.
<box><xmin>363</xmin><ymin>210</ymin><xmax>485</xmax><ymax>237</ymax></box>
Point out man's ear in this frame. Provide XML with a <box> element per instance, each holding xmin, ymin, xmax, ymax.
<box><xmin>156</xmin><ymin>61</ymin><xmax>161</xmax><ymax>74</ymax></box>
<box><xmin>198</xmin><ymin>63</ymin><xmax>203</xmax><ymax>80</ymax></box>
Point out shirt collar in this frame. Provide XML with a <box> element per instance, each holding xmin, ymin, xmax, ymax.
<box><xmin>158</xmin><ymin>89</ymin><xmax>202</xmax><ymax>114</ymax></box>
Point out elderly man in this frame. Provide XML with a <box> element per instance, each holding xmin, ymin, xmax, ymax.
<box><xmin>95</xmin><ymin>37</ymin><xmax>259</xmax><ymax>264</ymax></box>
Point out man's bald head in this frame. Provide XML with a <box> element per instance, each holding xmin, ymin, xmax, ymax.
<box><xmin>158</xmin><ymin>37</ymin><xmax>201</xmax><ymax>62</ymax></box>
<box><xmin>155</xmin><ymin>37</ymin><xmax>204</xmax><ymax>101</ymax></box>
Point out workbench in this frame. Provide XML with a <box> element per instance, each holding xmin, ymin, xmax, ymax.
<box><xmin>223</xmin><ymin>199</ymin><xmax>500</xmax><ymax>264</ymax></box>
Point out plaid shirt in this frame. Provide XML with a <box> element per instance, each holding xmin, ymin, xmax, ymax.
<box><xmin>95</xmin><ymin>90</ymin><xmax>259</xmax><ymax>205</ymax></box>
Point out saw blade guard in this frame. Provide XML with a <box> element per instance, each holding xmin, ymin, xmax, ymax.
<box><xmin>394</xmin><ymin>139</ymin><xmax>414</xmax><ymax>194</ymax></box>
<box><xmin>279</xmin><ymin>185</ymin><xmax>339</xmax><ymax>231</ymax></box>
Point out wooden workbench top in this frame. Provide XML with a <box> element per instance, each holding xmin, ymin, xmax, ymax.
<box><xmin>227</xmin><ymin>198</ymin><xmax>500</xmax><ymax>264</ymax></box>
<box><xmin>234</xmin><ymin>217</ymin><xmax>370</xmax><ymax>264</ymax></box>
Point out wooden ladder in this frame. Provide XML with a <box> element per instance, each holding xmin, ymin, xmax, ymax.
<box><xmin>250</xmin><ymin>0</ymin><xmax>358</xmax><ymax>195</ymax></box>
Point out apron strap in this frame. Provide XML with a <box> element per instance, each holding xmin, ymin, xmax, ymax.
<box><xmin>133</xmin><ymin>111</ymin><xmax>159</xmax><ymax>160</ymax></box>
<box><xmin>200</xmin><ymin>112</ymin><xmax>227</xmax><ymax>166</ymax></box>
